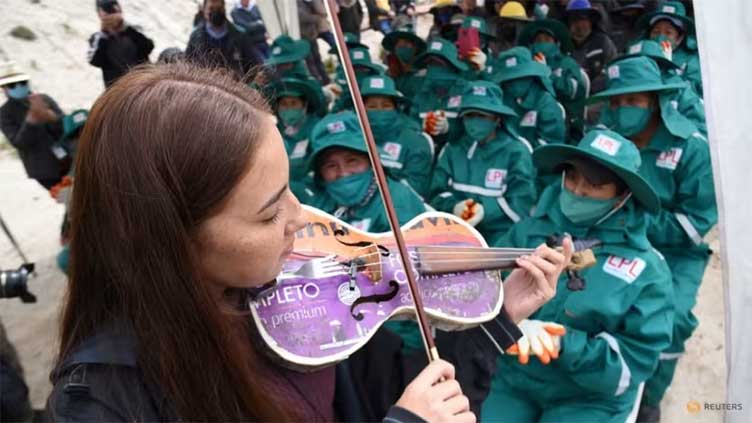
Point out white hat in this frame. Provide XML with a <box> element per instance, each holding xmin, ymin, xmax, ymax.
<box><xmin>0</xmin><ymin>62</ymin><xmax>31</xmax><ymax>87</ymax></box>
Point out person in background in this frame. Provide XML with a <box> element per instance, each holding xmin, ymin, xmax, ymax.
<box><xmin>0</xmin><ymin>62</ymin><xmax>69</xmax><ymax>190</ymax></box>
<box><xmin>372</xmin><ymin>0</ymin><xmax>396</xmax><ymax>35</ymax></box>
<box><xmin>88</xmin><ymin>0</ymin><xmax>154</xmax><ymax>88</ymax></box>
<box><xmin>186</xmin><ymin>0</ymin><xmax>264</xmax><ymax>77</ymax></box>
<box><xmin>490</xmin><ymin>1</ymin><xmax>531</xmax><ymax>54</ymax></box>
<box><xmin>231</xmin><ymin>0</ymin><xmax>270</xmax><ymax>59</ymax></box>
<box><xmin>457</xmin><ymin>16</ymin><xmax>493</xmax><ymax>79</ymax></box>
<box><xmin>156</xmin><ymin>47</ymin><xmax>185</xmax><ymax>64</ymax></box>
<box><xmin>330</xmin><ymin>46</ymin><xmax>386</xmax><ymax>113</ymax></box>
<box><xmin>428</xmin><ymin>0</ymin><xmax>463</xmax><ymax>40</ymax></box>
<box><xmin>565</xmin><ymin>0</ymin><xmax>617</xmax><ymax>95</ymax></box>
<box><xmin>337</xmin><ymin>0</ymin><xmax>364</xmax><ymax>36</ymax></box>
<box><xmin>298</xmin><ymin>0</ymin><xmax>331</xmax><ymax>84</ymax></box>
<box><xmin>459</xmin><ymin>0</ymin><xmax>487</xmax><ymax>17</ymax></box>
<box><xmin>265</xmin><ymin>35</ymin><xmax>313</xmax><ymax>81</ymax></box>
<box><xmin>608</xmin><ymin>0</ymin><xmax>652</xmax><ymax>52</ymax></box>
<box><xmin>382</xmin><ymin>19</ymin><xmax>426</xmax><ymax>100</ymax></box>
<box><xmin>430</xmin><ymin>80</ymin><xmax>536</xmax><ymax>243</ymax></box>
<box><xmin>637</xmin><ymin>0</ymin><xmax>703</xmax><ymax>97</ymax></box>
<box><xmin>588</xmin><ymin>56</ymin><xmax>717</xmax><ymax>422</ymax></box>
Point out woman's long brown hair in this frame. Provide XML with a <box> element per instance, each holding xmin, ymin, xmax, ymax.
<box><xmin>54</xmin><ymin>63</ymin><xmax>288</xmax><ymax>421</ymax></box>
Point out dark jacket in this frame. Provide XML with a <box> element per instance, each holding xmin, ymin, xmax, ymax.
<box><xmin>230</xmin><ymin>4</ymin><xmax>267</xmax><ymax>44</ymax></box>
<box><xmin>88</xmin><ymin>26</ymin><xmax>154</xmax><ymax>87</ymax></box>
<box><xmin>186</xmin><ymin>23</ymin><xmax>264</xmax><ymax>77</ymax></box>
<box><xmin>0</xmin><ymin>96</ymin><xmax>67</xmax><ymax>183</ymax></box>
<box><xmin>47</xmin><ymin>323</ymin><xmax>425</xmax><ymax>422</ymax></box>
<box><xmin>571</xmin><ymin>30</ymin><xmax>618</xmax><ymax>94</ymax></box>
<box><xmin>337</xmin><ymin>0</ymin><xmax>364</xmax><ymax>35</ymax></box>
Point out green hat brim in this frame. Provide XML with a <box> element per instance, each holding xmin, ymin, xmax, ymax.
<box><xmin>360</xmin><ymin>87</ymin><xmax>406</xmax><ymax>103</ymax></box>
<box><xmin>265</xmin><ymin>40</ymin><xmax>311</xmax><ymax>66</ymax></box>
<box><xmin>637</xmin><ymin>12</ymin><xmax>694</xmax><ymax>35</ymax></box>
<box><xmin>382</xmin><ymin>31</ymin><xmax>427</xmax><ymax>53</ymax></box>
<box><xmin>272</xmin><ymin>78</ymin><xmax>325</xmax><ymax>116</ymax></box>
<box><xmin>329</xmin><ymin>41</ymin><xmax>369</xmax><ymax>55</ymax></box>
<box><xmin>460</xmin><ymin>104</ymin><xmax>517</xmax><ymax>118</ymax></box>
<box><xmin>414</xmin><ymin>50</ymin><xmax>469</xmax><ymax>72</ymax></box>
<box><xmin>587</xmin><ymin>81</ymin><xmax>687</xmax><ymax>104</ymax></box>
<box><xmin>519</xmin><ymin>19</ymin><xmax>574</xmax><ymax>53</ymax></box>
<box><xmin>352</xmin><ymin>60</ymin><xmax>385</xmax><ymax>74</ymax></box>
<box><xmin>612</xmin><ymin>52</ymin><xmax>680</xmax><ymax>71</ymax></box>
<box><xmin>534</xmin><ymin>144</ymin><xmax>661</xmax><ymax>212</ymax></box>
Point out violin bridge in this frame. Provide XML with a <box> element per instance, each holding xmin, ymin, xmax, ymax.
<box><xmin>358</xmin><ymin>244</ymin><xmax>383</xmax><ymax>283</ymax></box>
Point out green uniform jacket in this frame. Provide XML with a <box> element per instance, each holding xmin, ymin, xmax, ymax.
<box><xmin>664</xmin><ymin>72</ymin><xmax>707</xmax><ymax>136</ymax></box>
<box><xmin>394</xmin><ymin>70</ymin><xmax>423</xmax><ymax>100</ymax></box>
<box><xmin>548</xmin><ymin>54</ymin><xmax>588</xmax><ymax>139</ymax></box>
<box><xmin>672</xmin><ymin>47</ymin><xmax>703</xmax><ymax>98</ymax></box>
<box><xmin>429</xmin><ymin>129</ymin><xmax>537</xmax><ymax>242</ymax></box>
<box><xmin>408</xmin><ymin>71</ymin><xmax>469</xmax><ymax>147</ymax></box>
<box><xmin>376</xmin><ymin>114</ymin><xmax>436</xmax><ymax>198</ymax></box>
<box><xmin>638</xmin><ymin>119</ymin><xmax>716</xmax><ymax>257</ymax></box>
<box><xmin>505</xmin><ymin>86</ymin><xmax>568</xmax><ymax>149</ymax></box>
<box><xmin>491</xmin><ymin>183</ymin><xmax>674</xmax><ymax>403</ymax></box>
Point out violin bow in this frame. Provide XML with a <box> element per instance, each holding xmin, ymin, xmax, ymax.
<box><xmin>323</xmin><ymin>0</ymin><xmax>441</xmax><ymax>362</ymax></box>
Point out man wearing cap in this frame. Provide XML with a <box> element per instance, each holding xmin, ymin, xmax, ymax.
<box><xmin>186</xmin><ymin>0</ymin><xmax>264</xmax><ymax>77</ymax></box>
<box><xmin>588</xmin><ymin>56</ymin><xmax>717</xmax><ymax>421</ymax></box>
<box><xmin>638</xmin><ymin>0</ymin><xmax>702</xmax><ymax>96</ymax></box>
<box><xmin>517</xmin><ymin>18</ymin><xmax>588</xmax><ymax>140</ymax></box>
<box><xmin>361</xmin><ymin>75</ymin><xmax>434</xmax><ymax>198</ymax></box>
<box><xmin>0</xmin><ymin>62</ymin><xmax>69</xmax><ymax>190</ymax></box>
<box><xmin>430</xmin><ymin>81</ymin><xmax>536</xmax><ymax>242</ymax></box>
<box><xmin>382</xmin><ymin>21</ymin><xmax>426</xmax><ymax>100</ymax></box>
<box><xmin>88</xmin><ymin>0</ymin><xmax>154</xmax><ymax>88</ymax></box>
<box><xmin>490</xmin><ymin>47</ymin><xmax>567</xmax><ymax>150</ymax></box>
<box><xmin>483</xmin><ymin>129</ymin><xmax>673</xmax><ymax>422</ymax></box>
<box><xmin>299</xmin><ymin>111</ymin><xmax>428</xmax><ymax>233</ymax></box>
<box><xmin>565</xmin><ymin>0</ymin><xmax>617</xmax><ymax>95</ymax></box>
<box><xmin>491</xmin><ymin>1</ymin><xmax>530</xmax><ymax>53</ymax></box>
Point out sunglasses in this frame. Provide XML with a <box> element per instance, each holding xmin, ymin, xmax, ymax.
<box><xmin>4</xmin><ymin>81</ymin><xmax>28</xmax><ymax>89</ymax></box>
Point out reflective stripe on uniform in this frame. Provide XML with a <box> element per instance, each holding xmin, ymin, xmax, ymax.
<box><xmin>659</xmin><ymin>352</ymin><xmax>683</xmax><ymax>360</ymax></box>
<box><xmin>538</xmin><ymin>138</ymin><xmax>549</xmax><ymax>146</ymax></box>
<box><xmin>381</xmin><ymin>159</ymin><xmax>404</xmax><ymax>169</ymax></box>
<box><xmin>421</xmin><ymin>132</ymin><xmax>436</xmax><ymax>160</ymax></box>
<box><xmin>438</xmin><ymin>192</ymin><xmax>453</xmax><ymax>198</ymax></box>
<box><xmin>595</xmin><ymin>332</ymin><xmax>631</xmax><ymax>396</ymax></box>
<box><xmin>586</xmin><ymin>48</ymin><xmax>603</xmax><ymax>58</ymax></box>
<box><xmin>675</xmin><ymin>212</ymin><xmax>704</xmax><ymax>246</ymax></box>
<box><xmin>569</xmin><ymin>78</ymin><xmax>578</xmax><ymax>100</ymax></box>
<box><xmin>517</xmin><ymin>136</ymin><xmax>533</xmax><ymax>153</ymax></box>
<box><xmin>449</xmin><ymin>181</ymin><xmax>503</xmax><ymax>197</ymax></box>
<box><xmin>497</xmin><ymin>197</ymin><xmax>521</xmax><ymax>222</ymax></box>
<box><xmin>467</xmin><ymin>141</ymin><xmax>478</xmax><ymax>160</ymax></box>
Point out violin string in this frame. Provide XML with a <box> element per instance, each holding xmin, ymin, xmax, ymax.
<box><xmin>348</xmin><ymin>249</ymin><xmax>537</xmax><ymax>260</ymax></box>
<box><xmin>350</xmin><ymin>257</ymin><xmax>521</xmax><ymax>269</ymax></box>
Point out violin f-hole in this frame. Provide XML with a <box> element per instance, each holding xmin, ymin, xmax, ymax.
<box><xmin>350</xmin><ymin>280</ymin><xmax>400</xmax><ymax>321</ymax></box>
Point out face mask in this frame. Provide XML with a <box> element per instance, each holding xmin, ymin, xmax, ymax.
<box><xmin>463</xmin><ymin>116</ymin><xmax>497</xmax><ymax>141</ymax></box>
<box><xmin>324</xmin><ymin>169</ymin><xmax>374</xmax><ymax>206</ymax></box>
<box><xmin>425</xmin><ymin>63</ymin><xmax>456</xmax><ymax>81</ymax></box>
<box><xmin>209</xmin><ymin>10</ymin><xmax>226</xmax><ymax>27</ymax></box>
<box><xmin>612</xmin><ymin>105</ymin><xmax>652</xmax><ymax>137</ymax></box>
<box><xmin>652</xmin><ymin>34</ymin><xmax>678</xmax><ymax>50</ymax></box>
<box><xmin>559</xmin><ymin>185</ymin><xmax>621</xmax><ymax>226</ymax></box>
<box><xmin>395</xmin><ymin>46</ymin><xmax>415</xmax><ymax>64</ymax></box>
<box><xmin>530</xmin><ymin>42</ymin><xmax>560</xmax><ymax>60</ymax></box>
<box><xmin>6</xmin><ymin>83</ymin><xmax>30</xmax><ymax>100</ymax></box>
<box><xmin>279</xmin><ymin>108</ymin><xmax>305</xmax><ymax>127</ymax></box>
<box><xmin>367</xmin><ymin>109</ymin><xmax>400</xmax><ymax>137</ymax></box>
<box><xmin>504</xmin><ymin>78</ymin><xmax>534</xmax><ymax>99</ymax></box>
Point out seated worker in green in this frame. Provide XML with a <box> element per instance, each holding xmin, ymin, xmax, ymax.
<box><xmin>330</xmin><ymin>46</ymin><xmax>386</xmax><ymax>113</ymax></box>
<box><xmin>490</xmin><ymin>47</ymin><xmax>567</xmax><ymax>149</ymax></box>
<box><xmin>483</xmin><ymin>129</ymin><xmax>673</xmax><ymax>423</ymax></box>
<box><xmin>409</xmin><ymin>38</ymin><xmax>470</xmax><ymax>148</ymax></box>
<box><xmin>518</xmin><ymin>18</ymin><xmax>589</xmax><ymax>140</ymax></box>
<box><xmin>361</xmin><ymin>75</ymin><xmax>434</xmax><ymax>198</ymax></box>
<box><xmin>269</xmin><ymin>77</ymin><xmax>325</xmax><ymax>199</ymax></box>
<box><xmin>588</xmin><ymin>56</ymin><xmax>717</xmax><ymax>422</ymax></box>
<box><xmin>299</xmin><ymin>111</ymin><xmax>428</xmax><ymax>232</ymax></box>
<box><xmin>456</xmin><ymin>16</ymin><xmax>494</xmax><ymax>79</ymax></box>
<box><xmin>429</xmin><ymin>80</ymin><xmax>536</xmax><ymax>242</ymax></box>
<box><xmin>637</xmin><ymin>1</ymin><xmax>702</xmax><ymax>97</ymax></box>
<box><xmin>598</xmin><ymin>39</ymin><xmax>706</xmax><ymax>137</ymax></box>
<box><xmin>382</xmin><ymin>20</ymin><xmax>427</xmax><ymax>100</ymax></box>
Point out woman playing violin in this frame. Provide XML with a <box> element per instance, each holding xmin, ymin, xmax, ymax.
<box><xmin>46</xmin><ymin>63</ymin><xmax>570</xmax><ymax>422</ymax></box>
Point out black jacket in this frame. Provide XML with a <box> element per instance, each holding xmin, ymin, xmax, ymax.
<box><xmin>230</xmin><ymin>4</ymin><xmax>267</xmax><ymax>44</ymax></box>
<box><xmin>571</xmin><ymin>30</ymin><xmax>618</xmax><ymax>94</ymax></box>
<box><xmin>186</xmin><ymin>24</ymin><xmax>264</xmax><ymax>77</ymax></box>
<box><xmin>0</xmin><ymin>96</ymin><xmax>67</xmax><ymax>183</ymax></box>
<box><xmin>88</xmin><ymin>26</ymin><xmax>154</xmax><ymax>87</ymax></box>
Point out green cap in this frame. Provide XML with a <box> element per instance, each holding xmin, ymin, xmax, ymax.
<box><xmin>60</xmin><ymin>109</ymin><xmax>88</xmax><ymax>141</ymax></box>
<box><xmin>461</xmin><ymin>16</ymin><xmax>494</xmax><ymax>38</ymax></box>
<box><xmin>637</xmin><ymin>1</ymin><xmax>694</xmax><ymax>34</ymax></box>
<box><xmin>459</xmin><ymin>81</ymin><xmax>517</xmax><ymax>118</ymax></box>
<box><xmin>329</xmin><ymin>32</ymin><xmax>368</xmax><ymax>54</ymax></box>
<box><xmin>588</xmin><ymin>56</ymin><xmax>686</xmax><ymax>103</ymax></box>
<box><xmin>360</xmin><ymin>75</ymin><xmax>405</xmax><ymax>102</ymax></box>
<box><xmin>270</xmin><ymin>77</ymin><xmax>326</xmax><ymax>117</ymax></box>
<box><xmin>414</xmin><ymin>38</ymin><xmax>469</xmax><ymax>72</ymax></box>
<box><xmin>310</xmin><ymin>111</ymin><xmax>368</xmax><ymax>170</ymax></box>
<box><xmin>534</xmin><ymin>129</ymin><xmax>660</xmax><ymax>212</ymax></box>
<box><xmin>382</xmin><ymin>24</ymin><xmax>427</xmax><ymax>54</ymax></box>
<box><xmin>615</xmin><ymin>38</ymin><xmax>679</xmax><ymax>71</ymax></box>
<box><xmin>349</xmin><ymin>47</ymin><xmax>385</xmax><ymax>74</ymax></box>
<box><xmin>518</xmin><ymin>19</ymin><xmax>574</xmax><ymax>53</ymax></box>
<box><xmin>266</xmin><ymin>36</ymin><xmax>311</xmax><ymax>66</ymax></box>
<box><xmin>490</xmin><ymin>47</ymin><xmax>554</xmax><ymax>94</ymax></box>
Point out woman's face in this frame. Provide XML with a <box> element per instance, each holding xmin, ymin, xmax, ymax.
<box><xmin>318</xmin><ymin>147</ymin><xmax>370</xmax><ymax>182</ymax></box>
<box><xmin>563</xmin><ymin>166</ymin><xmax>619</xmax><ymax>200</ymax></box>
<box><xmin>277</xmin><ymin>96</ymin><xmax>305</xmax><ymax>112</ymax></box>
<box><xmin>364</xmin><ymin>95</ymin><xmax>396</xmax><ymax>111</ymax></box>
<box><xmin>194</xmin><ymin>116</ymin><xmax>306</xmax><ymax>295</ymax></box>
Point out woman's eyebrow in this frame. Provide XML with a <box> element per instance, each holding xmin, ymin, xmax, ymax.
<box><xmin>256</xmin><ymin>184</ymin><xmax>287</xmax><ymax>214</ymax></box>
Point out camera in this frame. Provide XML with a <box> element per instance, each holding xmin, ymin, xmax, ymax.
<box><xmin>0</xmin><ymin>263</ymin><xmax>36</xmax><ymax>303</ymax></box>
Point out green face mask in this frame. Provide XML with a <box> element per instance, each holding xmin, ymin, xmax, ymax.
<box><xmin>367</xmin><ymin>109</ymin><xmax>400</xmax><ymax>137</ymax></box>
<box><xmin>504</xmin><ymin>78</ymin><xmax>534</xmax><ymax>99</ymax></box>
<box><xmin>530</xmin><ymin>42</ymin><xmax>560</xmax><ymax>60</ymax></box>
<box><xmin>463</xmin><ymin>116</ymin><xmax>497</xmax><ymax>141</ymax></box>
<box><xmin>395</xmin><ymin>46</ymin><xmax>415</xmax><ymax>64</ymax></box>
<box><xmin>324</xmin><ymin>169</ymin><xmax>374</xmax><ymax>206</ymax></box>
<box><xmin>279</xmin><ymin>108</ymin><xmax>305</xmax><ymax>127</ymax></box>
<box><xmin>559</xmin><ymin>185</ymin><xmax>620</xmax><ymax>226</ymax></box>
<box><xmin>612</xmin><ymin>105</ymin><xmax>652</xmax><ymax>137</ymax></box>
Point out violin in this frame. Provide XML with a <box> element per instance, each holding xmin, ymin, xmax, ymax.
<box><xmin>249</xmin><ymin>205</ymin><xmax>596</xmax><ymax>371</ymax></box>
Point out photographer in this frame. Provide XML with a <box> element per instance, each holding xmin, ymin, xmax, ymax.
<box><xmin>0</xmin><ymin>62</ymin><xmax>69</xmax><ymax>190</ymax></box>
<box><xmin>88</xmin><ymin>0</ymin><xmax>154</xmax><ymax>88</ymax></box>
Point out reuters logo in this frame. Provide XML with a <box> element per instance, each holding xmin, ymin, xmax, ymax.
<box><xmin>687</xmin><ymin>400</ymin><xmax>702</xmax><ymax>414</ymax></box>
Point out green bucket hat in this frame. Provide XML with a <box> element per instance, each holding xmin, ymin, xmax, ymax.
<box><xmin>534</xmin><ymin>129</ymin><xmax>660</xmax><ymax>212</ymax></box>
<box><xmin>270</xmin><ymin>77</ymin><xmax>326</xmax><ymax>117</ymax></box>
<box><xmin>349</xmin><ymin>47</ymin><xmax>385</xmax><ymax>74</ymax></box>
<box><xmin>329</xmin><ymin>32</ymin><xmax>368</xmax><ymax>54</ymax></box>
<box><xmin>461</xmin><ymin>16</ymin><xmax>494</xmax><ymax>38</ymax></box>
<box><xmin>359</xmin><ymin>75</ymin><xmax>406</xmax><ymax>103</ymax></box>
<box><xmin>518</xmin><ymin>19</ymin><xmax>574</xmax><ymax>53</ymax></box>
<box><xmin>637</xmin><ymin>1</ymin><xmax>694</xmax><ymax>35</ymax></box>
<box><xmin>459</xmin><ymin>81</ymin><xmax>517</xmax><ymax>118</ymax></box>
<box><xmin>615</xmin><ymin>39</ymin><xmax>679</xmax><ymax>71</ymax></box>
<box><xmin>309</xmin><ymin>111</ymin><xmax>368</xmax><ymax>170</ymax></box>
<box><xmin>266</xmin><ymin>36</ymin><xmax>311</xmax><ymax>66</ymax></box>
<box><xmin>60</xmin><ymin>109</ymin><xmax>88</xmax><ymax>141</ymax></box>
<box><xmin>414</xmin><ymin>38</ymin><xmax>469</xmax><ymax>72</ymax></box>
<box><xmin>587</xmin><ymin>56</ymin><xmax>686</xmax><ymax>103</ymax></box>
<box><xmin>382</xmin><ymin>24</ymin><xmax>427</xmax><ymax>54</ymax></box>
<box><xmin>490</xmin><ymin>47</ymin><xmax>554</xmax><ymax>94</ymax></box>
